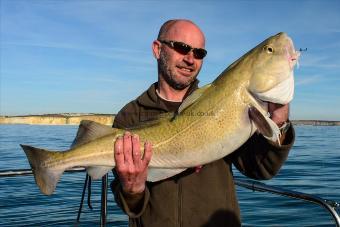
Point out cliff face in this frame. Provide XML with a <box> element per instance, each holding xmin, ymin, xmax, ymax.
<box><xmin>292</xmin><ymin>120</ymin><xmax>340</xmax><ymax>126</ymax></box>
<box><xmin>0</xmin><ymin>114</ymin><xmax>339</xmax><ymax>126</ymax></box>
<box><xmin>0</xmin><ymin>114</ymin><xmax>114</xmax><ymax>126</ymax></box>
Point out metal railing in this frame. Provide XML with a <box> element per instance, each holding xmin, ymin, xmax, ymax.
<box><xmin>0</xmin><ymin>168</ymin><xmax>86</xmax><ymax>177</ymax></box>
<box><xmin>234</xmin><ymin>177</ymin><xmax>340</xmax><ymax>227</ymax></box>
<box><xmin>1</xmin><ymin>169</ymin><xmax>339</xmax><ymax>226</ymax></box>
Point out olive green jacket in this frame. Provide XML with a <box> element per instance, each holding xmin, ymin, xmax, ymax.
<box><xmin>111</xmin><ymin>81</ymin><xmax>295</xmax><ymax>227</ymax></box>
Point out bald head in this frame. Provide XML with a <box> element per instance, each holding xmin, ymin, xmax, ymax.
<box><xmin>157</xmin><ymin>19</ymin><xmax>205</xmax><ymax>47</ymax></box>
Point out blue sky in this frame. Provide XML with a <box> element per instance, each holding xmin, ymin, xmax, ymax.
<box><xmin>1</xmin><ymin>0</ymin><xmax>339</xmax><ymax>120</ymax></box>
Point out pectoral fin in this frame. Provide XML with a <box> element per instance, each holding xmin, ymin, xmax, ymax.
<box><xmin>248</xmin><ymin>106</ymin><xmax>281</xmax><ymax>144</ymax></box>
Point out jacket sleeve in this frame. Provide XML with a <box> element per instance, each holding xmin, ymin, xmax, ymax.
<box><xmin>230</xmin><ymin>124</ymin><xmax>295</xmax><ymax>180</ymax></box>
<box><xmin>111</xmin><ymin>101</ymin><xmax>151</xmax><ymax>218</ymax></box>
<box><xmin>111</xmin><ymin>177</ymin><xmax>150</xmax><ymax>218</ymax></box>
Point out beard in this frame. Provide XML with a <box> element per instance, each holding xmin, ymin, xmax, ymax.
<box><xmin>158</xmin><ymin>51</ymin><xmax>199</xmax><ymax>90</ymax></box>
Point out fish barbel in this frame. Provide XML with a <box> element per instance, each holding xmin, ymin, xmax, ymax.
<box><xmin>21</xmin><ymin>32</ymin><xmax>300</xmax><ymax>195</ymax></box>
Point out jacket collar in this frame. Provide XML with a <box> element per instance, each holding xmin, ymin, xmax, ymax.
<box><xmin>137</xmin><ymin>79</ymin><xmax>199</xmax><ymax>111</ymax></box>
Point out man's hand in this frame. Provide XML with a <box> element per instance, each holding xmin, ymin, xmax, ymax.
<box><xmin>268</xmin><ymin>103</ymin><xmax>290</xmax><ymax>144</ymax></box>
<box><xmin>268</xmin><ymin>103</ymin><xmax>289</xmax><ymax>126</ymax></box>
<box><xmin>114</xmin><ymin>131</ymin><xmax>152</xmax><ymax>195</ymax></box>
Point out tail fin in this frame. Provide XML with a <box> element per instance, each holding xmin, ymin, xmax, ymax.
<box><xmin>20</xmin><ymin>144</ymin><xmax>64</xmax><ymax>195</ymax></box>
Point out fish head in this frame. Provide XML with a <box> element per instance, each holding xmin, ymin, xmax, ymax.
<box><xmin>247</xmin><ymin>32</ymin><xmax>300</xmax><ymax>104</ymax></box>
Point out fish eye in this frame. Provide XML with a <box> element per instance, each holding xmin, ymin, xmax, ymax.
<box><xmin>264</xmin><ymin>45</ymin><xmax>274</xmax><ymax>54</ymax></box>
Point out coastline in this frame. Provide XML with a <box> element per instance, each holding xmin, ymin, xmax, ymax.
<box><xmin>0</xmin><ymin>114</ymin><xmax>339</xmax><ymax>126</ymax></box>
<box><xmin>0</xmin><ymin>114</ymin><xmax>115</xmax><ymax>126</ymax></box>
<box><xmin>291</xmin><ymin>120</ymin><xmax>340</xmax><ymax>126</ymax></box>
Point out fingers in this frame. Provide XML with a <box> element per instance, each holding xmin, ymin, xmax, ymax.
<box><xmin>268</xmin><ymin>103</ymin><xmax>289</xmax><ymax>124</ymax></box>
<box><xmin>143</xmin><ymin>141</ymin><xmax>152</xmax><ymax>166</ymax></box>
<box><xmin>114</xmin><ymin>136</ymin><xmax>124</xmax><ymax>166</ymax></box>
<box><xmin>113</xmin><ymin>132</ymin><xmax>152</xmax><ymax>194</ymax></box>
<box><xmin>114</xmin><ymin>132</ymin><xmax>145</xmax><ymax>164</ymax></box>
<box><xmin>114</xmin><ymin>131</ymin><xmax>152</xmax><ymax>170</ymax></box>
<box><xmin>123</xmin><ymin>132</ymin><xmax>133</xmax><ymax>164</ymax></box>
<box><xmin>132</xmin><ymin>134</ymin><xmax>142</xmax><ymax>166</ymax></box>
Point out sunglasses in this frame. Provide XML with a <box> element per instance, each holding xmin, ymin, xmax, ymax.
<box><xmin>158</xmin><ymin>40</ymin><xmax>207</xmax><ymax>60</ymax></box>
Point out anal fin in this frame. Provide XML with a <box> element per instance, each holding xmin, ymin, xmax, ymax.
<box><xmin>87</xmin><ymin>166</ymin><xmax>113</xmax><ymax>180</ymax></box>
<box><xmin>147</xmin><ymin>168</ymin><xmax>187</xmax><ymax>182</ymax></box>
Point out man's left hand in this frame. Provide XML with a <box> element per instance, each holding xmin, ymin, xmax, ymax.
<box><xmin>268</xmin><ymin>103</ymin><xmax>289</xmax><ymax>126</ymax></box>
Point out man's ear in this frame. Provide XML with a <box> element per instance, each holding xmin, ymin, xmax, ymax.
<box><xmin>152</xmin><ymin>40</ymin><xmax>161</xmax><ymax>59</ymax></box>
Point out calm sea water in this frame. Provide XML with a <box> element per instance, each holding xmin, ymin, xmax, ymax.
<box><xmin>0</xmin><ymin>125</ymin><xmax>339</xmax><ymax>226</ymax></box>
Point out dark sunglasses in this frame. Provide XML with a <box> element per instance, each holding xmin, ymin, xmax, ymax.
<box><xmin>158</xmin><ymin>40</ymin><xmax>207</xmax><ymax>59</ymax></box>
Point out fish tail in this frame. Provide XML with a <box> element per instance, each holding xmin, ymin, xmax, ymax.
<box><xmin>20</xmin><ymin>144</ymin><xmax>64</xmax><ymax>195</ymax></box>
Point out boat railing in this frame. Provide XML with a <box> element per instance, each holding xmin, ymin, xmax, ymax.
<box><xmin>1</xmin><ymin>168</ymin><xmax>339</xmax><ymax>226</ymax></box>
<box><xmin>234</xmin><ymin>177</ymin><xmax>340</xmax><ymax>226</ymax></box>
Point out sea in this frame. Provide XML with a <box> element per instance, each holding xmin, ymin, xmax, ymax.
<box><xmin>0</xmin><ymin>124</ymin><xmax>339</xmax><ymax>226</ymax></box>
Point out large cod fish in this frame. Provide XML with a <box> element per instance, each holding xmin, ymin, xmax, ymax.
<box><xmin>21</xmin><ymin>32</ymin><xmax>300</xmax><ymax>195</ymax></box>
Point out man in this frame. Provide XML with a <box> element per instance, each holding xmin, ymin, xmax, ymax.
<box><xmin>111</xmin><ymin>19</ymin><xmax>294</xmax><ymax>227</ymax></box>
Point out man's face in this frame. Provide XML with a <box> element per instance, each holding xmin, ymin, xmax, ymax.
<box><xmin>157</xmin><ymin>22</ymin><xmax>205</xmax><ymax>90</ymax></box>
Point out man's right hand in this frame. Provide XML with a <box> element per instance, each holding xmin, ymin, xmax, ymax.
<box><xmin>114</xmin><ymin>131</ymin><xmax>152</xmax><ymax>195</ymax></box>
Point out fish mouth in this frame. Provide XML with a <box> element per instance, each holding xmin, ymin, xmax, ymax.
<box><xmin>283</xmin><ymin>35</ymin><xmax>301</xmax><ymax>70</ymax></box>
<box><xmin>286</xmin><ymin>47</ymin><xmax>301</xmax><ymax>70</ymax></box>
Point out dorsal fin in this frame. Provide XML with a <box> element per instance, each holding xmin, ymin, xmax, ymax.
<box><xmin>178</xmin><ymin>83</ymin><xmax>211</xmax><ymax>113</ymax></box>
<box><xmin>71</xmin><ymin>120</ymin><xmax>116</xmax><ymax>148</ymax></box>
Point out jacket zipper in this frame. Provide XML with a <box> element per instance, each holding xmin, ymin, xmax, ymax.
<box><xmin>178</xmin><ymin>179</ymin><xmax>182</xmax><ymax>227</ymax></box>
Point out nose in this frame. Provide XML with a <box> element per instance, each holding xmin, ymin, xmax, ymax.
<box><xmin>183</xmin><ymin>51</ymin><xmax>195</xmax><ymax>65</ymax></box>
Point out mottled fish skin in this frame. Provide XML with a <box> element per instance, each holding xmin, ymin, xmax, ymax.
<box><xmin>21</xmin><ymin>32</ymin><xmax>299</xmax><ymax>195</ymax></box>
